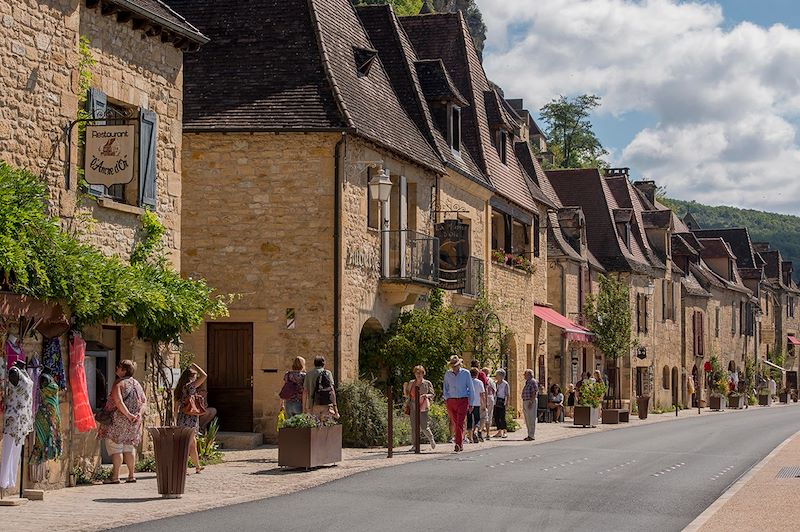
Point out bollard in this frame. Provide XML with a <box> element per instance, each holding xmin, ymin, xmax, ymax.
<box><xmin>675</xmin><ymin>402</ymin><xmax>678</xmax><ymax>417</ymax></box>
<box><xmin>387</xmin><ymin>384</ymin><xmax>393</xmax><ymax>458</ymax></box>
<box><xmin>414</xmin><ymin>384</ymin><xmax>421</xmax><ymax>454</ymax></box>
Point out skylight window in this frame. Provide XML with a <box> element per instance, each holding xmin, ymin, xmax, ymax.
<box><xmin>353</xmin><ymin>47</ymin><xmax>378</xmax><ymax>77</ymax></box>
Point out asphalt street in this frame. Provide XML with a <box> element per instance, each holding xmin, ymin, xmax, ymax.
<box><xmin>119</xmin><ymin>405</ymin><xmax>799</xmax><ymax>532</ymax></box>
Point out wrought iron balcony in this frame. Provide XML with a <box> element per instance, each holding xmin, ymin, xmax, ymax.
<box><xmin>460</xmin><ymin>257</ymin><xmax>485</xmax><ymax>297</ymax></box>
<box><xmin>382</xmin><ymin>230</ymin><xmax>439</xmax><ymax>285</ymax></box>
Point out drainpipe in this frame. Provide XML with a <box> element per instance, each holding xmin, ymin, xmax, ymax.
<box><xmin>333</xmin><ymin>133</ymin><xmax>346</xmax><ymax>383</ymax></box>
<box><xmin>559</xmin><ymin>260</ymin><xmax>568</xmax><ymax>389</ymax></box>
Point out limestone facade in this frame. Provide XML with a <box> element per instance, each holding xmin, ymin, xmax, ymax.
<box><xmin>0</xmin><ymin>0</ymin><xmax>200</xmax><ymax>489</ymax></box>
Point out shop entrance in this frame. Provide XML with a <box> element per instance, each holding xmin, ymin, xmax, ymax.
<box><xmin>207</xmin><ymin>322</ymin><xmax>253</xmax><ymax>432</ymax></box>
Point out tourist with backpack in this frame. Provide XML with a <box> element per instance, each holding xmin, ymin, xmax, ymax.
<box><xmin>279</xmin><ymin>356</ymin><xmax>306</xmax><ymax>417</ymax></box>
<box><xmin>303</xmin><ymin>356</ymin><xmax>339</xmax><ymax>420</ymax></box>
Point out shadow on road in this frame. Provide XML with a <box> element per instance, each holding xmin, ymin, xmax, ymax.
<box><xmin>93</xmin><ymin>497</ymin><xmax>164</xmax><ymax>504</ymax></box>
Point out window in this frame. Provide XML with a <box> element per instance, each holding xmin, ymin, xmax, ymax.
<box><xmin>449</xmin><ymin>106</ymin><xmax>461</xmax><ymax>152</ymax></box>
<box><xmin>728</xmin><ymin>260</ymin><xmax>734</xmax><ymax>281</ymax></box>
<box><xmin>731</xmin><ymin>302</ymin><xmax>736</xmax><ymax>335</ymax></box>
<box><xmin>533</xmin><ymin>214</ymin><xmax>540</xmax><ymax>258</ymax></box>
<box><xmin>662</xmin><ymin>365</ymin><xmax>670</xmax><ymax>389</ymax></box>
<box><xmin>693</xmin><ymin>311</ymin><xmax>705</xmax><ymax>357</ymax></box>
<box><xmin>788</xmin><ymin>296</ymin><xmax>796</xmax><ymax>318</ymax></box>
<box><xmin>715</xmin><ymin>307</ymin><xmax>720</xmax><ymax>337</ymax></box>
<box><xmin>353</xmin><ymin>47</ymin><xmax>377</xmax><ymax>77</ymax></box>
<box><xmin>636</xmin><ymin>293</ymin><xmax>649</xmax><ymax>334</ymax></box>
<box><xmin>739</xmin><ymin>301</ymin><xmax>745</xmax><ymax>335</ymax></box>
<box><xmin>496</xmin><ymin>131</ymin><xmax>507</xmax><ymax>164</ymax></box>
<box><xmin>661</xmin><ymin>279</ymin><xmax>674</xmax><ymax>321</ymax></box>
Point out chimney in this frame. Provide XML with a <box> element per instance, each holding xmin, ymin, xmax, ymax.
<box><xmin>604</xmin><ymin>167</ymin><xmax>630</xmax><ymax>178</ymax></box>
<box><xmin>633</xmin><ymin>180</ymin><xmax>657</xmax><ymax>206</ymax></box>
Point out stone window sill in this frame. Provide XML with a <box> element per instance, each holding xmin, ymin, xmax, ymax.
<box><xmin>98</xmin><ymin>198</ymin><xmax>144</xmax><ymax>215</ymax></box>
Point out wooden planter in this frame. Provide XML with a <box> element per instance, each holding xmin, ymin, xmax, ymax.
<box><xmin>573</xmin><ymin>406</ymin><xmax>599</xmax><ymax>427</ymax></box>
<box><xmin>709</xmin><ymin>394</ymin><xmax>724</xmax><ymax>411</ymax></box>
<box><xmin>636</xmin><ymin>396</ymin><xmax>650</xmax><ymax>419</ymax></box>
<box><xmin>727</xmin><ymin>394</ymin><xmax>745</xmax><ymax>409</ymax></box>
<box><xmin>779</xmin><ymin>392</ymin><xmax>789</xmax><ymax>404</ymax></box>
<box><xmin>148</xmin><ymin>427</ymin><xmax>194</xmax><ymax>499</ymax></box>
<box><xmin>758</xmin><ymin>394</ymin><xmax>771</xmax><ymax>406</ymax></box>
<box><xmin>278</xmin><ymin>424</ymin><xmax>342</xmax><ymax>469</ymax></box>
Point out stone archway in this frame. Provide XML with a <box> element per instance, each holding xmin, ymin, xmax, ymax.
<box><xmin>358</xmin><ymin>317</ymin><xmax>386</xmax><ymax>383</ymax></box>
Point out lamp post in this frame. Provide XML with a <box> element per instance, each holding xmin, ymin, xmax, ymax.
<box><xmin>369</xmin><ymin>168</ymin><xmax>393</xmax><ymax>277</ymax></box>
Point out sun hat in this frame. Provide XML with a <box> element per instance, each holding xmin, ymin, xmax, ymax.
<box><xmin>448</xmin><ymin>355</ymin><xmax>463</xmax><ymax>368</ymax></box>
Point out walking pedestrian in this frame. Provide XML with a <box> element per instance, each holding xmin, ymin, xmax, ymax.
<box><xmin>304</xmin><ymin>356</ymin><xmax>340</xmax><ymax>421</ymax></box>
<box><xmin>521</xmin><ymin>369</ymin><xmax>539</xmax><ymax>441</ymax></box>
<box><xmin>566</xmin><ymin>383</ymin><xmax>576</xmax><ymax>418</ymax></box>
<box><xmin>279</xmin><ymin>356</ymin><xmax>306</xmax><ymax>417</ymax></box>
<box><xmin>96</xmin><ymin>360</ymin><xmax>146</xmax><ymax>483</ymax></box>
<box><xmin>405</xmin><ymin>365</ymin><xmax>436</xmax><ymax>450</ymax></box>
<box><xmin>471</xmin><ymin>359</ymin><xmax>489</xmax><ymax>388</ymax></box>
<box><xmin>443</xmin><ymin>355</ymin><xmax>476</xmax><ymax>452</ymax></box>
<box><xmin>482</xmin><ymin>367</ymin><xmax>495</xmax><ymax>439</ymax></box>
<box><xmin>492</xmin><ymin>369</ymin><xmax>509</xmax><ymax>438</ymax></box>
<box><xmin>175</xmin><ymin>363</ymin><xmax>208</xmax><ymax>474</ymax></box>
<box><xmin>467</xmin><ymin>368</ymin><xmax>485</xmax><ymax>443</ymax></box>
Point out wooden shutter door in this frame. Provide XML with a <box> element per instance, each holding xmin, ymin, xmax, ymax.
<box><xmin>138</xmin><ymin>109</ymin><xmax>157</xmax><ymax>207</ymax></box>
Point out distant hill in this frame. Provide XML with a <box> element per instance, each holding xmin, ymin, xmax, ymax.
<box><xmin>663</xmin><ymin>198</ymin><xmax>800</xmax><ymax>281</ymax></box>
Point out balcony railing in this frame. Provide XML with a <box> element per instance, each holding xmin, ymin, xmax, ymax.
<box><xmin>383</xmin><ymin>230</ymin><xmax>439</xmax><ymax>285</ymax></box>
<box><xmin>461</xmin><ymin>257</ymin><xmax>485</xmax><ymax>297</ymax></box>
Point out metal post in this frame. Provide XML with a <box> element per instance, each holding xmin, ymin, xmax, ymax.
<box><xmin>414</xmin><ymin>384</ymin><xmax>421</xmax><ymax>454</ymax></box>
<box><xmin>387</xmin><ymin>385</ymin><xmax>393</xmax><ymax>458</ymax></box>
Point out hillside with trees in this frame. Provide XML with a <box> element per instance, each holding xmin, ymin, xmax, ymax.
<box><xmin>664</xmin><ymin>198</ymin><xmax>800</xmax><ymax>281</ymax></box>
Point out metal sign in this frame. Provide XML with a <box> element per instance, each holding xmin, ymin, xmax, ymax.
<box><xmin>85</xmin><ymin>124</ymin><xmax>135</xmax><ymax>186</ymax></box>
<box><xmin>435</xmin><ymin>220</ymin><xmax>469</xmax><ymax>290</ymax></box>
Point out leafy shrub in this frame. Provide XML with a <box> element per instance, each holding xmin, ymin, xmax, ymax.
<box><xmin>393</xmin><ymin>409</ymin><xmax>411</xmax><ymax>447</ymax></box>
<box><xmin>281</xmin><ymin>413</ymin><xmax>321</xmax><ymax>429</ymax></box>
<box><xmin>505</xmin><ymin>409</ymin><xmax>519</xmax><ymax>432</ymax></box>
<box><xmin>338</xmin><ymin>380</ymin><xmax>388</xmax><ymax>447</ymax></box>
<box><xmin>577</xmin><ymin>381</ymin><xmax>606</xmax><ymax>407</ymax></box>
<box><xmin>428</xmin><ymin>402</ymin><xmax>450</xmax><ymax>443</ymax></box>
<box><xmin>197</xmin><ymin>417</ymin><xmax>223</xmax><ymax>465</ymax></box>
<box><xmin>136</xmin><ymin>456</ymin><xmax>156</xmax><ymax>473</ymax></box>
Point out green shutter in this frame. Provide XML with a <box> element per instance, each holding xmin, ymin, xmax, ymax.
<box><xmin>87</xmin><ymin>88</ymin><xmax>106</xmax><ymax>197</ymax></box>
<box><xmin>138</xmin><ymin>109</ymin><xmax>157</xmax><ymax>208</ymax></box>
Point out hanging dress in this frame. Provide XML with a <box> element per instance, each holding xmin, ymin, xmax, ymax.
<box><xmin>30</xmin><ymin>374</ymin><xmax>62</xmax><ymax>464</ymax></box>
<box><xmin>69</xmin><ymin>334</ymin><xmax>96</xmax><ymax>433</ymax></box>
<box><xmin>1</xmin><ymin>369</ymin><xmax>34</xmax><ymax>489</ymax></box>
<box><xmin>42</xmin><ymin>337</ymin><xmax>67</xmax><ymax>390</ymax></box>
<box><xmin>27</xmin><ymin>357</ymin><xmax>42</xmax><ymax>416</ymax></box>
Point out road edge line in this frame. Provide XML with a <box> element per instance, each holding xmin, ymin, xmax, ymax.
<box><xmin>682</xmin><ymin>427</ymin><xmax>800</xmax><ymax>532</ymax></box>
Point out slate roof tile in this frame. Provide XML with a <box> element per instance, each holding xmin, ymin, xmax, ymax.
<box><xmin>691</xmin><ymin>228</ymin><xmax>758</xmax><ymax>269</ymax></box>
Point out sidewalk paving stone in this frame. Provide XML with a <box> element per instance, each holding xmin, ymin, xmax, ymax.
<box><xmin>0</xmin><ymin>404</ymin><xmax>793</xmax><ymax>531</ymax></box>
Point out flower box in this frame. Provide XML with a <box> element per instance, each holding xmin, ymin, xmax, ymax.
<box><xmin>758</xmin><ymin>394</ymin><xmax>771</xmax><ymax>406</ymax></box>
<box><xmin>727</xmin><ymin>394</ymin><xmax>745</xmax><ymax>409</ymax></box>
<box><xmin>278</xmin><ymin>424</ymin><xmax>342</xmax><ymax>469</ymax></box>
<box><xmin>709</xmin><ymin>394</ymin><xmax>724</xmax><ymax>411</ymax></box>
<box><xmin>573</xmin><ymin>406</ymin><xmax>599</xmax><ymax>427</ymax></box>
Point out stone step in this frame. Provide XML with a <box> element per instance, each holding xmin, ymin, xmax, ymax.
<box><xmin>216</xmin><ymin>431</ymin><xmax>264</xmax><ymax>450</ymax></box>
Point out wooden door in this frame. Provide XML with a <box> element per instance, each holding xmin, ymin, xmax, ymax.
<box><xmin>207</xmin><ymin>323</ymin><xmax>253</xmax><ymax>432</ymax></box>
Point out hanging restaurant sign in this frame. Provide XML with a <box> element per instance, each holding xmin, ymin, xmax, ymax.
<box><xmin>436</xmin><ymin>220</ymin><xmax>469</xmax><ymax>291</ymax></box>
<box><xmin>84</xmin><ymin>124</ymin><xmax>135</xmax><ymax>186</ymax></box>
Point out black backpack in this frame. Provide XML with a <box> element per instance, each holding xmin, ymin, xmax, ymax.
<box><xmin>314</xmin><ymin>370</ymin><xmax>333</xmax><ymax>406</ymax></box>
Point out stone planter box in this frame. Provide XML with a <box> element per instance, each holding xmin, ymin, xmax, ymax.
<box><xmin>727</xmin><ymin>394</ymin><xmax>745</xmax><ymax>409</ymax></box>
<box><xmin>779</xmin><ymin>392</ymin><xmax>789</xmax><ymax>404</ymax></box>
<box><xmin>278</xmin><ymin>424</ymin><xmax>342</xmax><ymax>469</ymax></box>
<box><xmin>709</xmin><ymin>394</ymin><xmax>724</xmax><ymax>411</ymax></box>
<box><xmin>573</xmin><ymin>406</ymin><xmax>599</xmax><ymax>427</ymax></box>
<box><xmin>758</xmin><ymin>394</ymin><xmax>771</xmax><ymax>406</ymax></box>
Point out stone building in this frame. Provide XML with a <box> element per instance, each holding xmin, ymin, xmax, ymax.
<box><xmin>0</xmin><ymin>0</ymin><xmax>205</xmax><ymax>489</ymax></box>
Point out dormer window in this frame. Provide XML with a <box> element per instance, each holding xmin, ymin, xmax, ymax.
<box><xmin>616</xmin><ymin>222</ymin><xmax>630</xmax><ymax>249</ymax></box>
<box><xmin>496</xmin><ymin>130</ymin><xmax>507</xmax><ymax>164</ymax></box>
<box><xmin>353</xmin><ymin>47</ymin><xmax>378</xmax><ymax>77</ymax></box>
<box><xmin>448</xmin><ymin>105</ymin><xmax>461</xmax><ymax>152</ymax></box>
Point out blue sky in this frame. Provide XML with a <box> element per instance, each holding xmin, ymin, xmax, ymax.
<box><xmin>479</xmin><ymin>0</ymin><xmax>800</xmax><ymax>215</ymax></box>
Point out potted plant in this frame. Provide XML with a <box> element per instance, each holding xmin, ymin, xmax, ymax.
<box><xmin>778</xmin><ymin>387</ymin><xmax>790</xmax><ymax>403</ymax></box>
<box><xmin>708</xmin><ymin>355</ymin><xmax>726</xmax><ymax>411</ymax></box>
<box><xmin>574</xmin><ymin>380</ymin><xmax>605</xmax><ymax>427</ymax></box>
<box><xmin>727</xmin><ymin>391</ymin><xmax>744</xmax><ymax>409</ymax></box>
<box><xmin>758</xmin><ymin>387</ymin><xmax>771</xmax><ymax>406</ymax></box>
<box><xmin>278</xmin><ymin>413</ymin><xmax>342</xmax><ymax>469</ymax></box>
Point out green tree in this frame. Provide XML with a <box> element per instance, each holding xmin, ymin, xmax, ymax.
<box><xmin>583</xmin><ymin>274</ymin><xmax>637</xmax><ymax>406</ymax></box>
<box><xmin>352</xmin><ymin>0</ymin><xmax>423</xmax><ymax>16</ymax></box>
<box><xmin>463</xmin><ymin>293</ymin><xmax>505</xmax><ymax>369</ymax></box>
<box><xmin>539</xmin><ymin>94</ymin><xmax>607</xmax><ymax>169</ymax></box>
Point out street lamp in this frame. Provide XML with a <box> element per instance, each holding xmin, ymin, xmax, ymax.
<box><xmin>643</xmin><ymin>280</ymin><xmax>655</xmax><ymax>297</ymax></box>
<box><xmin>369</xmin><ymin>168</ymin><xmax>393</xmax><ymax>277</ymax></box>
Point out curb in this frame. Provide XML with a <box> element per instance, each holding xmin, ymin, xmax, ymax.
<box><xmin>682</xmin><ymin>427</ymin><xmax>800</xmax><ymax>532</ymax></box>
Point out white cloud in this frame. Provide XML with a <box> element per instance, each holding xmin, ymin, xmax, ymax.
<box><xmin>478</xmin><ymin>0</ymin><xmax>800</xmax><ymax>214</ymax></box>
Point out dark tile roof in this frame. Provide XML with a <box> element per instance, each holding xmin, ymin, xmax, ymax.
<box><xmin>759</xmin><ymin>250</ymin><xmax>782</xmax><ymax>280</ymax></box>
<box><xmin>672</xmin><ymin>234</ymin><xmax>699</xmax><ymax>257</ymax></box>
<box><xmin>356</xmin><ymin>5</ymin><xmax>485</xmax><ymax>185</ymax></box>
<box><xmin>642</xmin><ymin>210</ymin><xmax>672</xmax><ymax>229</ymax></box>
<box><xmin>546</xmin><ymin>168</ymin><xmax>652</xmax><ymax>274</ymax></box>
<box><xmin>546</xmin><ymin>211</ymin><xmax>583</xmax><ymax>262</ymax></box>
<box><xmin>605</xmin><ymin>176</ymin><xmax>666</xmax><ymax>270</ymax></box>
<box><xmin>484</xmin><ymin>89</ymin><xmax>515</xmax><ymax>131</ymax></box>
<box><xmin>170</xmin><ymin>0</ymin><xmax>442</xmax><ymax>173</ymax></box>
<box><xmin>692</xmin><ymin>228</ymin><xmax>758</xmax><ymax>269</ymax></box>
<box><xmin>414</xmin><ymin>60</ymin><xmax>468</xmax><ymax>106</ymax></box>
<box><xmin>697</xmin><ymin>237</ymin><xmax>736</xmax><ymax>260</ymax></box>
<box><xmin>513</xmin><ymin>142</ymin><xmax>557</xmax><ymax>209</ymax></box>
<box><xmin>739</xmin><ymin>268</ymin><xmax>764</xmax><ymax>281</ymax></box>
<box><xmin>115</xmin><ymin>0</ymin><xmax>208</xmax><ymax>44</ymax></box>
<box><xmin>402</xmin><ymin>13</ymin><xmax>541</xmax><ymax>213</ymax></box>
<box><xmin>682</xmin><ymin>272</ymin><xmax>712</xmax><ymax>298</ymax></box>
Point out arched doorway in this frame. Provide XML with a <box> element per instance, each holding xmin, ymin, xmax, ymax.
<box><xmin>671</xmin><ymin>367</ymin><xmax>679</xmax><ymax>406</ymax></box>
<box><xmin>358</xmin><ymin>317</ymin><xmax>386</xmax><ymax>383</ymax></box>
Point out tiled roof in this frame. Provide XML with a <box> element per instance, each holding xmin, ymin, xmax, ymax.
<box><xmin>484</xmin><ymin>89</ymin><xmax>516</xmax><ymax>131</ymax></box>
<box><xmin>672</xmin><ymin>234</ymin><xmax>699</xmax><ymax>257</ymax></box>
<box><xmin>115</xmin><ymin>0</ymin><xmax>208</xmax><ymax>44</ymax></box>
<box><xmin>546</xmin><ymin>168</ymin><xmax>652</xmax><ymax>274</ymax></box>
<box><xmin>402</xmin><ymin>13</ymin><xmax>541</xmax><ymax>212</ymax></box>
<box><xmin>170</xmin><ymin>0</ymin><xmax>442</xmax><ymax>173</ymax></box>
<box><xmin>697</xmin><ymin>237</ymin><xmax>737</xmax><ymax>260</ymax></box>
<box><xmin>546</xmin><ymin>211</ymin><xmax>583</xmax><ymax>262</ymax></box>
<box><xmin>513</xmin><ymin>142</ymin><xmax>557</xmax><ymax>209</ymax></box>
<box><xmin>605</xmin><ymin>176</ymin><xmax>666</xmax><ymax>270</ymax></box>
<box><xmin>356</xmin><ymin>5</ymin><xmax>485</xmax><ymax>185</ymax></box>
<box><xmin>642</xmin><ymin>210</ymin><xmax>672</xmax><ymax>229</ymax></box>
<box><xmin>692</xmin><ymin>228</ymin><xmax>758</xmax><ymax>269</ymax></box>
<box><xmin>682</xmin><ymin>272</ymin><xmax>711</xmax><ymax>298</ymax></box>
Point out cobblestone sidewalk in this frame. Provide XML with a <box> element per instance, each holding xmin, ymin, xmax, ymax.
<box><xmin>1</xmin><ymin>403</ymin><xmax>793</xmax><ymax>531</ymax></box>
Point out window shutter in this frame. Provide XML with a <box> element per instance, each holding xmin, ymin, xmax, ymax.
<box><xmin>698</xmin><ymin>312</ymin><xmax>704</xmax><ymax>356</ymax></box>
<box><xmin>87</xmin><ymin>88</ymin><xmax>107</xmax><ymax>197</ymax></box>
<box><xmin>636</xmin><ymin>294</ymin><xmax>641</xmax><ymax>333</ymax></box>
<box><xmin>138</xmin><ymin>108</ymin><xmax>157</xmax><ymax>208</ymax></box>
<box><xmin>644</xmin><ymin>295</ymin><xmax>649</xmax><ymax>333</ymax></box>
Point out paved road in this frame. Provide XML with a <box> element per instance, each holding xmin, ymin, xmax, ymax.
<box><xmin>119</xmin><ymin>406</ymin><xmax>799</xmax><ymax>532</ymax></box>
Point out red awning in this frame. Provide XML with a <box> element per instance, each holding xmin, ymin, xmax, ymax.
<box><xmin>533</xmin><ymin>305</ymin><xmax>594</xmax><ymax>343</ymax></box>
<box><xmin>788</xmin><ymin>336</ymin><xmax>800</xmax><ymax>346</ymax></box>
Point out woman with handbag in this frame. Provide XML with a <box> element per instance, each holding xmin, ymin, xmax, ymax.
<box><xmin>403</xmin><ymin>365</ymin><xmax>436</xmax><ymax>451</ymax></box>
<box><xmin>175</xmin><ymin>363</ymin><xmax>207</xmax><ymax>474</ymax></box>
<box><xmin>96</xmin><ymin>360</ymin><xmax>146</xmax><ymax>484</ymax></box>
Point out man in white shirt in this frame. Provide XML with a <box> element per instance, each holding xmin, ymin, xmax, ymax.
<box><xmin>468</xmin><ymin>368</ymin><xmax>486</xmax><ymax>443</ymax></box>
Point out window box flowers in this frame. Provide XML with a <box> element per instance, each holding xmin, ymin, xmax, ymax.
<box><xmin>490</xmin><ymin>249</ymin><xmax>535</xmax><ymax>274</ymax></box>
